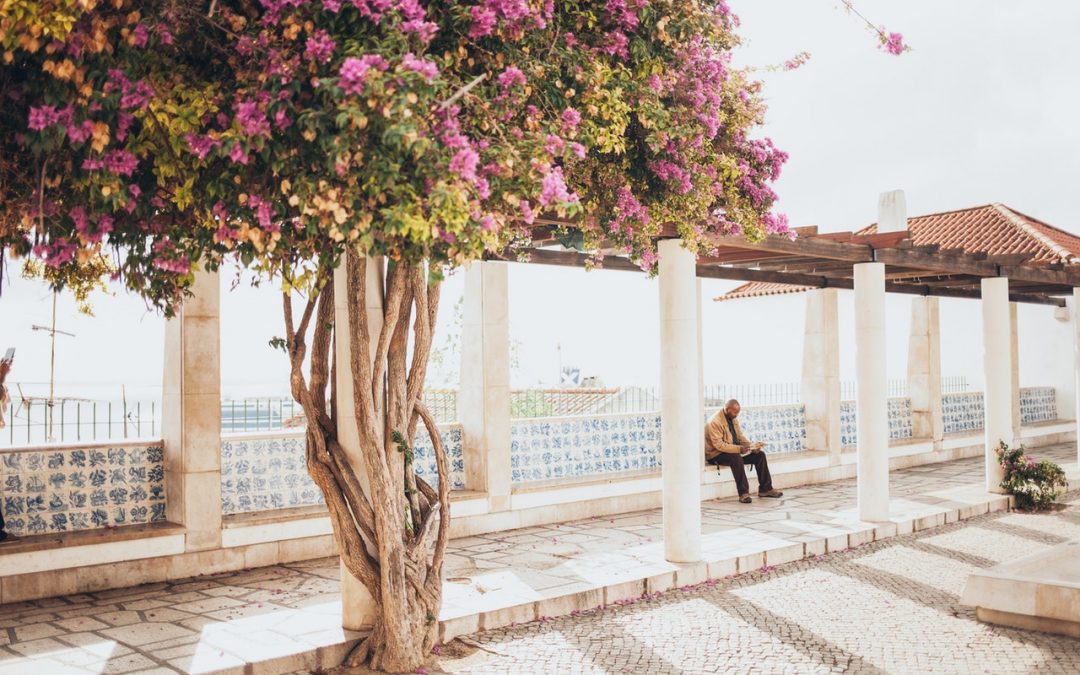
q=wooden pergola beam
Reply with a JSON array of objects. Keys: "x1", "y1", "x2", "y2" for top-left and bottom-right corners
[{"x1": 708, "y1": 234, "x2": 875, "y2": 263}]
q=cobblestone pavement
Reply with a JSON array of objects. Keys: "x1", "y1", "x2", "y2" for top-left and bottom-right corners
[
  {"x1": 430, "y1": 489, "x2": 1080, "y2": 675},
  {"x1": 0, "y1": 557, "x2": 349, "y2": 674},
  {"x1": 0, "y1": 445, "x2": 1075, "y2": 674}
]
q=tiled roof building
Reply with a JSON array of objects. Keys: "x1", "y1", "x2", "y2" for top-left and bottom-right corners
[{"x1": 716, "y1": 204, "x2": 1080, "y2": 302}]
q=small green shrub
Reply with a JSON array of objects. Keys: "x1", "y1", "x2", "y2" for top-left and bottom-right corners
[{"x1": 996, "y1": 442, "x2": 1069, "y2": 510}]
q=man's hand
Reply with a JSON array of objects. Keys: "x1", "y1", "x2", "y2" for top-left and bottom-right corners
[{"x1": 0, "y1": 359, "x2": 10, "y2": 382}]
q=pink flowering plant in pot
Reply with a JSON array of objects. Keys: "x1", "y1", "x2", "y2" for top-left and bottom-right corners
[
  {"x1": 2, "y1": 1, "x2": 796, "y2": 670},
  {"x1": 996, "y1": 441, "x2": 1068, "y2": 511}
]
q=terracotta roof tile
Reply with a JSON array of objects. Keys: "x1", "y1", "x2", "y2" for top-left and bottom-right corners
[
  {"x1": 714, "y1": 281, "x2": 811, "y2": 302},
  {"x1": 717, "y1": 203, "x2": 1080, "y2": 302},
  {"x1": 857, "y1": 203, "x2": 1080, "y2": 264}
]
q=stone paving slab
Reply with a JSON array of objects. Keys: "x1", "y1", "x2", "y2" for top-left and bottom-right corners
[
  {"x1": 0, "y1": 445, "x2": 1075, "y2": 674},
  {"x1": 422, "y1": 491, "x2": 1080, "y2": 675}
]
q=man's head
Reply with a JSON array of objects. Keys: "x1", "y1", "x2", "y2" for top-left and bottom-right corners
[{"x1": 724, "y1": 399, "x2": 741, "y2": 418}]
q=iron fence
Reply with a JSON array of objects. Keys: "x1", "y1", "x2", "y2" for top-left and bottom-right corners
[
  {"x1": 0, "y1": 376, "x2": 976, "y2": 447},
  {"x1": 704, "y1": 382, "x2": 801, "y2": 407},
  {"x1": 221, "y1": 398, "x2": 303, "y2": 433},
  {"x1": 422, "y1": 389, "x2": 458, "y2": 424},
  {"x1": 3, "y1": 399, "x2": 157, "y2": 446}
]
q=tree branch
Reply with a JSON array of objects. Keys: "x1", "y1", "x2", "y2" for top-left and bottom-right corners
[{"x1": 416, "y1": 402, "x2": 451, "y2": 597}]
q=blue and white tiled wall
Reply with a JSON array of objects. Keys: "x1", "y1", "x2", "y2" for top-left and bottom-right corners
[
  {"x1": 412, "y1": 423, "x2": 466, "y2": 491},
  {"x1": 840, "y1": 401, "x2": 857, "y2": 447},
  {"x1": 942, "y1": 392, "x2": 985, "y2": 434},
  {"x1": 2, "y1": 387, "x2": 1062, "y2": 530},
  {"x1": 509, "y1": 404, "x2": 806, "y2": 486},
  {"x1": 0, "y1": 443, "x2": 166, "y2": 536},
  {"x1": 221, "y1": 433, "x2": 324, "y2": 515},
  {"x1": 889, "y1": 398, "x2": 914, "y2": 440},
  {"x1": 1020, "y1": 387, "x2": 1056, "y2": 425},
  {"x1": 510, "y1": 413, "x2": 661, "y2": 484},
  {"x1": 717, "y1": 404, "x2": 807, "y2": 455},
  {"x1": 221, "y1": 423, "x2": 465, "y2": 515},
  {"x1": 839, "y1": 398, "x2": 914, "y2": 447}
]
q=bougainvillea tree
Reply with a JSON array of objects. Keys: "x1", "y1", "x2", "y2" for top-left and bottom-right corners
[{"x1": 2, "y1": 0, "x2": 802, "y2": 670}]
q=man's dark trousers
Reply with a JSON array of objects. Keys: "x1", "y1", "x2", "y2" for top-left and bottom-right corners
[{"x1": 711, "y1": 451, "x2": 774, "y2": 496}]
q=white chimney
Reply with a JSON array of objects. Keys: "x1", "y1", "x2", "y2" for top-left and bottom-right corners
[{"x1": 877, "y1": 189, "x2": 908, "y2": 233}]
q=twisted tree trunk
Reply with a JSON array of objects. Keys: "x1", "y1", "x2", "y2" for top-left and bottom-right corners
[{"x1": 282, "y1": 249, "x2": 447, "y2": 672}]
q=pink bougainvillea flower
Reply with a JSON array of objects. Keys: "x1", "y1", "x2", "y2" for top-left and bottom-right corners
[
  {"x1": 28, "y1": 105, "x2": 58, "y2": 131},
  {"x1": 401, "y1": 53, "x2": 438, "y2": 81},
  {"x1": 339, "y1": 55, "x2": 389, "y2": 96},
  {"x1": 469, "y1": 6, "x2": 497, "y2": 38},
  {"x1": 496, "y1": 66, "x2": 526, "y2": 92},
  {"x1": 228, "y1": 142, "x2": 249, "y2": 165},
  {"x1": 560, "y1": 107, "x2": 581, "y2": 134},
  {"x1": 448, "y1": 148, "x2": 479, "y2": 182},
  {"x1": 236, "y1": 101, "x2": 270, "y2": 137},
  {"x1": 881, "y1": 31, "x2": 905, "y2": 55},
  {"x1": 304, "y1": 30, "x2": 336, "y2": 64}
]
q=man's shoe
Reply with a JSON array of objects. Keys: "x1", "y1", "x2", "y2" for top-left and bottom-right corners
[
  {"x1": 0, "y1": 532, "x2": 18, "y2": 543},
  {"x1": 758, "y1": 489, "x2": 784, "y2": 498},
  {"x1": 738, "y1": 494, "x2": 752, "y2": 504}
]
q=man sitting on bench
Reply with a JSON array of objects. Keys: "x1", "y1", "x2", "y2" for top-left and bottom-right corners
[{"x1": 704, "y1": 399, "x2": 783, "y2": 504}]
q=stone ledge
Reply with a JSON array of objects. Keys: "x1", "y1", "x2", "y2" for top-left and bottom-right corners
[
  {"x1": 0, "y1": 532, "x2": 336, "y2": 604},
  {"x1": 0, "y1": 437, "x2": 163, "y2": 454},
  {"x1": 0, "y1": 525, "x2": 187, "y2": 580},
  {"x1": 223, "y1": 505, "x2": 329, "y2": 528},
  {"x1": 961, "y1": 539, "x2": 1080, "y2": 636},
  {"x1": 1020, "y1": 420, "x2": 1076, "y2": 437},
  {"x1": 0, "y1": 520, "x2": 185, "y2": 557}
]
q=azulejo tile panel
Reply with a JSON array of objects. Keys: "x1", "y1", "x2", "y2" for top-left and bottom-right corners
[
  {"x1": 221, "y1": 424, "x2": 465, "y2": 515},
  {"x1": 221, "y1": 433, "x2": 324, "y2": 515},
  {"x1": 719, "y1": 404, "x2": 806, "y2": 455},
  {"x1": 838, "y1": 398, "x2": 914, "y2": 446},
  {"x1": 1020, "y1": 387, "x2": 1057, "y2": 425},
  {"x1": 942, "y1": 392, "x2": 985, "y2": 435},
  {"x1": 510, "y1": 405, "x2": 807, "y2": 485},
  {"x1": 840, "y1": 401, "x2": 857, "y2": 447},
  {"x1": 411, "y1": 424, "x2": 466, "y2": 491},
  {"x1": 888, "y1": 398, "x2": 914, "y2": 441},
  {"x1": 0, "y1": 443, "x2": 165, "y2": 536},
  {"x1": 510, "y1": 413, "x2": 662, "y2": 484}
]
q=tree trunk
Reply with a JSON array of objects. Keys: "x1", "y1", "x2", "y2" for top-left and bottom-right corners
[{"x1": 282, "y1": 251, "x2": 448, "y2": 673}]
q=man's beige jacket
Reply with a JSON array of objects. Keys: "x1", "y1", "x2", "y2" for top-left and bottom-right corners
[{"x1": 704, "y1": 410, "x2": 748, "y2": 461}]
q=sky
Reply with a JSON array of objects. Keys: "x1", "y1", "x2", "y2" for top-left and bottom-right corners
[{"x1": 2, "y1": 1, "x2": 1079, "y2": 401}]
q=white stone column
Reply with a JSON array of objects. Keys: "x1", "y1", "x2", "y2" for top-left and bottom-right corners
[
  {"x1": 459, "y1": 262, "x2": 511, "y2": 511},
  {"x1": 658, "y1": 239, "x2": 702, "y2": 563},
  {"x1": 1073, "y1": 289, "x2": 1080, "y2": 466},
  {"x1": 801, "y1": 289, "x2": 842, "y2": 463},
  {"x1": 1054, "y1": 296, "x2": 1077, "y2": 424},
  {"x1": 697, "y1": 279, "x2": 705, "y2": 427},
  {"x1": 162, "y1": 267, "x2": 223, "y2": 552},
  {"x1": 334, "y1": 257, "x2": 382, "y2": 630},
  {"x1": 1009, "y1": 302, "x2": 1022, "y2": 441},
  {"x1": 907, "y1": 297, "x2": 944, "y2": 442},
  {"x1": 982, "y1": 278, "x2": 1011, "y2": 493},
  {"x1": 854, "y1": 263, "x2": 889, "y2": 521}
]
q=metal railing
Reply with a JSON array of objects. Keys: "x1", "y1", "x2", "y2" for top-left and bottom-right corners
[
  {"x1": 221, "y1": 398, "x2": 303, "y2": 433},
  {"x1": 423, "y1": 389, "x2": 458, "y2": 424},
  {"x1": 704, "y1": 383, "x2": 801, "y2": 407},
  {"x1": 839, "y1": 376, "x2": 968, "y2": 400},
  {"x1": 0, "y1": 376, "x2": 976, "y2": 447},
  {"x1": 4, "y1": 399, "x2": 157, "y2": 446}
]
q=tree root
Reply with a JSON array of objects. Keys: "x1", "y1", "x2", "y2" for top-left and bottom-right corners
[
  {"x1": 455, "y1": 636, "x2": 508, "y2": 657},
  {"x1": 346, "y1": 636, "x2": 373, "y2": 669}
]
